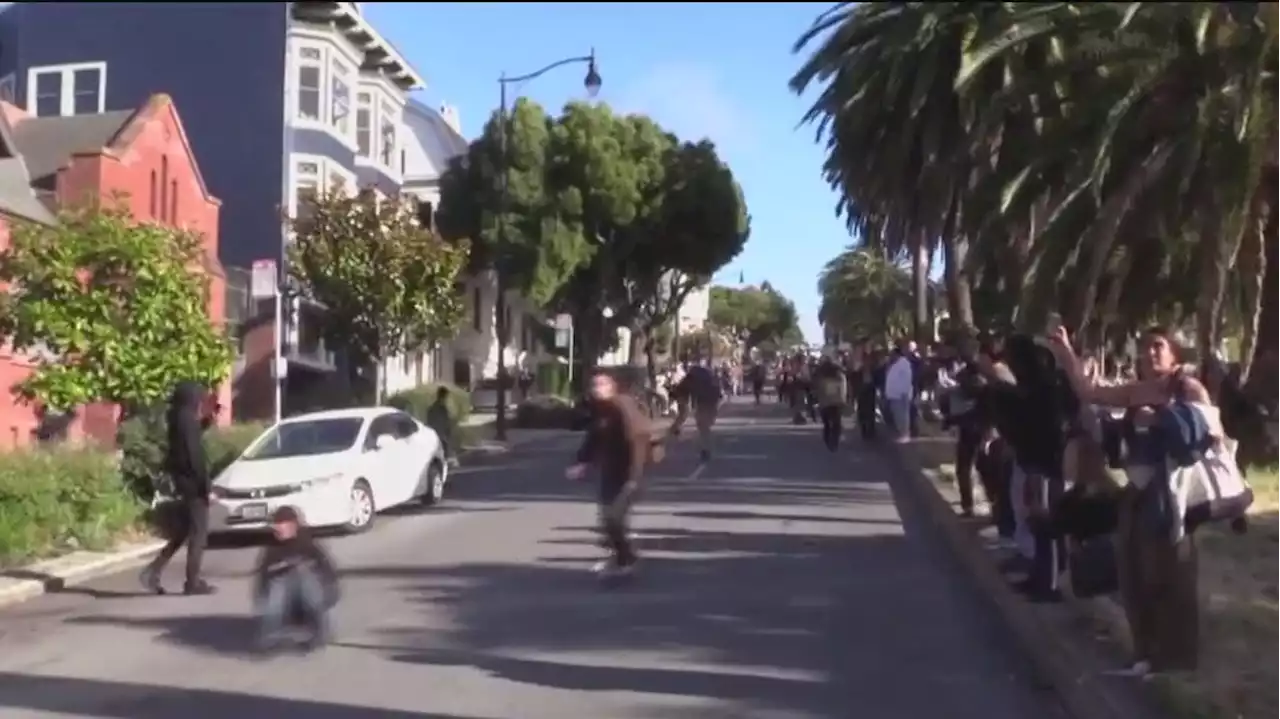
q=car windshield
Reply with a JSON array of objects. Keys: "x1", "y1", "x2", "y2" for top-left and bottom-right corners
[{"x1": 241, "y1": 417, "x2": 365, "y2": 461}]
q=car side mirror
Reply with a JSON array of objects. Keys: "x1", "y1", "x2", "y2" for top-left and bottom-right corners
[{"x1": 374, "y1": 434, "x2": 396, "y2": 451}]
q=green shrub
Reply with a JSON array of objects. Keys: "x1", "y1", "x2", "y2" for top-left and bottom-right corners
[
  {"x1": 206, "y1": 422, "x2": 267, "y2": 477},
  {"x1": 514, "y1": 394, "x2": 578, "y2": 430},
  {"x1": 387, "y1": 383, "x2": 472, "y2": 425},
  {"x1": 0, "y1": 448, "x2": 143, "y2": 567},
  {"x1": 535, "y1": 362, "x2": 570, "y2": 397}
]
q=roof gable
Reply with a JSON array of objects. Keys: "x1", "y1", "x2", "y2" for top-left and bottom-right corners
[
  {"x1": 105, "y1": 94, "x2": 216, "y2": 205},
  {"x1": 9, "y1": 110, "x2": 133, "y2": 189}
]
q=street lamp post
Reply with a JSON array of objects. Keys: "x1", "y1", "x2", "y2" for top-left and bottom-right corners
[{"x1": 493, "y1": 51, "x2": 602, "y2": 441}]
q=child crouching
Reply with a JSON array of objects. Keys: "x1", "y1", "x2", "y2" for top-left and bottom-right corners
[{"x1": 252, "y1": 506, "x2": 339, "y2": 652}]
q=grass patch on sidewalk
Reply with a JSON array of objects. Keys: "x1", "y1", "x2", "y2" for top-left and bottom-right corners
[
  {"x1": 906, "y1": 422, "x2": 1278, "y2": 719},
  {"x1": 1159, "y1": 464, "x2": 1277, "y2": 719}
]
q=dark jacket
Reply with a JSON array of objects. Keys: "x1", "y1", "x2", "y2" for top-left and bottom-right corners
[
  {"x1": 252, "y1": 530, "x2": 339, "y2": 606},
  {"x1": 165, "y1": 381, "x2": 211, "y2": 498},
  {"x1": 576, "y1": 395, "x2": 652, "y2": 485},
  {"x1": 673, "y1": 366, "x2": 722, "y2": 407}
]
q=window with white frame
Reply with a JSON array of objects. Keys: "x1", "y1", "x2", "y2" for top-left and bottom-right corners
[
  {"x1": 355, "y1": 93, "x2": 372, "y2": 158},
  {"x1": 294, "y1": 160, "x2": 321, "y2": 223},
  {"x1": 379, "y1": 101, "x2": 397, "y2": 167},
  {"x1": 330, "y1": 58, "x2": 352, "y2": 136},
  {"x1": 296, "y1": 47, "x2": 323, "y2": 121},
  {"x1": 28, "y1": 62, "x2": 106, "y2": 117},
  {"x1": 0, "y1": 74, "x2": 14, "y2": 104}
]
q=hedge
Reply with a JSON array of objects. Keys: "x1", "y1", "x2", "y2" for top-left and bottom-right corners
[
  {"x1": 0, "y1": 447, "x2": 142, "y2": 567},
  {"x1": 0, "y1": 420, "x2": 268, "y2": 568},
  {"x1": 514, "y1": 394, "x2": 579, "y2": 430},
  {"x1": 386, "y1": 383, "x2": 472, "y2": 425}
]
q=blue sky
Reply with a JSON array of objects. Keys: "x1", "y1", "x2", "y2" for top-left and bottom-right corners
[{"x1": 367, "y1": 1, "x2": 846, "y2": 342}]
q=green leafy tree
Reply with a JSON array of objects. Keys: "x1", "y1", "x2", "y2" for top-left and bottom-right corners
[
  {"x1": 818, "y1": 246, "x2": 929, "y2": 344},
  {"x1": 707, "y1": 282, "x2": 801, "y2": 357},
  {"x1": 626, "y1": 140, "x2": 750, "y2": 374},
  {"x1": 0, "y1": 206, "x2": 232, "y2": 411},
  {"x1": 289, "y1": 191, "x2": 468, "y2": 402},
  {"x1": 437, "y1": 97, "x2": 592, "y2": 305}
]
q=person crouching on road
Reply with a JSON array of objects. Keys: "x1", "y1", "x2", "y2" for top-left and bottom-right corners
[
  {"x1": 812, "y1": 355, "x2": 848, "y2": 451},
  {"x1": 253, "y1": 506, "x2": 339, "y2": 652},
  {"x1": 567, "y1": 371, "x2": 658, "y2": 578}
]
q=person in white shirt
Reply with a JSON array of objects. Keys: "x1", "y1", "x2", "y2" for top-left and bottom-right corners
[{"x1": 884, "y1": 342, "x2": 915, "y2": 443}]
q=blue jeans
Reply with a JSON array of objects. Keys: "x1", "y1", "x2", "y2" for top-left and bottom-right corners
[
  {"x1": 258, "y1": 567, "x2": 329, "y2": 640},
  {"x1": 887, "y1": 398, "x2": 912, "y2": 438}
]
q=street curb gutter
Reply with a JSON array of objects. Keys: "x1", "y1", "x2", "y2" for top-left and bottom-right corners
[
  {"x1": 0, "y1": 540, "x2": 166, "y2": 611},
  {"x1": 885, "y1": 443, "x2": 1138, "y2": 719}
]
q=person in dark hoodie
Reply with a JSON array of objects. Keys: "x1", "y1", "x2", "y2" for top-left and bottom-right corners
[
  {"x1": 140, "y1": 381, "x2": 219, "y2": 596},
  {"x1": 567, "y1": 370, "x2": 657, "y2": 579},
  {"x1": 253, "y1": 505, "x2": 339, "y2": 651}
]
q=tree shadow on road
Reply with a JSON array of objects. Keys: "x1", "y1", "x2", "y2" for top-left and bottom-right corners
[{"x1": 0, "y1": 671, "x2": 484, "y2": 718}]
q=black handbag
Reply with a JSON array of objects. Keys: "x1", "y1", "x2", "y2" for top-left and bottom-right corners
[{"x1": 1068, "y1": 535, "x2": 1119, "y2": 598}]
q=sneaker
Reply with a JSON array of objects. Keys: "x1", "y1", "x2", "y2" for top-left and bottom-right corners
[
  {"x1": 139, "y1": 567, "x2": 166, "y2": 596},
  {"x1": 183, "y1": 580, "x2": 217, "y2": 596},
  {"x1": 592, "y1": 559, "x2": 616, "y2": 574}
]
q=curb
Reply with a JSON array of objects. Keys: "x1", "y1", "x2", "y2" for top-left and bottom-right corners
[
  {"x1": 885, "y1": 441, "x2": 1150, "y2": 719},
  {"x1": 0, "y1": 540, "x2": 166, "y2": 611}
]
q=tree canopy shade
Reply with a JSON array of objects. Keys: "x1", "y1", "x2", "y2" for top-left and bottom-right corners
[
  {"x1": 0, "y1": 206, "x2": 232, "y2": 411},
  {"x1": 793, "y1": 1, "x2": 1277, "y2": 466}
]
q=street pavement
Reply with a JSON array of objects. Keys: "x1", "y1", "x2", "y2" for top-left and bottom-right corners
[{"x1": 0, "y1": 398, "x2": 1065, "y2": 719}]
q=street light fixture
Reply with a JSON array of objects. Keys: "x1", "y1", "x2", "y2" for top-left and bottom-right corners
[{"x1": 493, "y1": 50, "x2": 602, "y2": 441}]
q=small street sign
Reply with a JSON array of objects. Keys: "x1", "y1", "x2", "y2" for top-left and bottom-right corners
[{"x1": 251, "y1": 260, "x2": 278, "y2": 300}]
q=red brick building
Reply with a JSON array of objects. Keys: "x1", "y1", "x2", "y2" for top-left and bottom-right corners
[{"x1": 0, "y1": 94, "x2": 228, "y2": 449}]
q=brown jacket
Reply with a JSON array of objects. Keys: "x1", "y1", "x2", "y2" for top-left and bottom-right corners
[{"x1": 576, "y1": 394, "x2": 653, "y2": 483}]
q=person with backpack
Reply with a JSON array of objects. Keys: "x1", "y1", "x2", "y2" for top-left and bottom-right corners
[
  {"x1": 567, "y1": 370, "x2": 659, "y2": 579},
  {"x1": 812, "y1": 355, "x2": 849, "y2": 451},
  {"x1": 669, "y1": 360, "x2": 723, "y2": 463}
]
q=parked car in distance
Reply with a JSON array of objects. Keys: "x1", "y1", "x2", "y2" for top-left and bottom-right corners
[{"x1": 208, "y1": 407, "x2": 448, "y2": 535}]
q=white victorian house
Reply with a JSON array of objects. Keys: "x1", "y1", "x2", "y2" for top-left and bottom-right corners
[{"x1": 381, "y1": 99, "x2": 544, "y2": 395}]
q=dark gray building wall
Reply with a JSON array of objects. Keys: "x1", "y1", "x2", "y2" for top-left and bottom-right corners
[{"x1": 0, "y1": 2, "x2": 288, "y2": 271}]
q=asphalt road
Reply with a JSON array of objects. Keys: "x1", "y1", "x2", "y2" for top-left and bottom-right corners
[{"x1": 0, "y1": 399, "x2": 1064, "y2": 719}]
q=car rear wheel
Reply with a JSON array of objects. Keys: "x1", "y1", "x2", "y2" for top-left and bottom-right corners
[
  {"x1": 420, "y1": 460, "x2": 446, "y2": 506},
  {"x1": 344, "y1": 480, "x2": 376, "y2": 533}
]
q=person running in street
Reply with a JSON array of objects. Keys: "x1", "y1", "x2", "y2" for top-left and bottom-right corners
[
  {"x1": 669, "y1": 360, "x2": 723, "y2": 463},
  {"x1": 425, "y1": 386, "x2": 458, "y2": 467},
  {"x1": 812, "y1": 354, "x2": 848, "y2": 451},
  {"x1": 566, "y1": 370, "x2": 656, "y2": 578},
  {"x1": 140, "y1": 381, "x2": 220, "y2": 596}
]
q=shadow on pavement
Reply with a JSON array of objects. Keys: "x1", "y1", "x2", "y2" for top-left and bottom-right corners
[
  {"x1": 0, "y1": 672, "x2": 484, "y2": 718},
  {"x1": 66, "y1": 612, "x2": 260, "y2": 657}
]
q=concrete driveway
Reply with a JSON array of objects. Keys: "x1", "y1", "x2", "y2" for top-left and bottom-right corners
[{"x1": 0, "y1": 400, "x2": 1064, "y2": 719}]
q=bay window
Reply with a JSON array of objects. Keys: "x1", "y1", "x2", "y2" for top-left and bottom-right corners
[
  {"x1": 331, "y1": 58, "x2": 352, "y2": 136},
  {"x1": 356, "y1": 92, "x2": 372, "y2": 158},
  {"x1": 379, "y1": 101, "x2": 396, "y2": 167},
  {"x1": 296, "y1": 47, "x2": 322, "y2": 121}
]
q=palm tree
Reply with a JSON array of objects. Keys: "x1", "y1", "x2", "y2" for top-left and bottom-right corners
[{"x1": 818, "y1": 245, "x2": 926, "y2": 343}]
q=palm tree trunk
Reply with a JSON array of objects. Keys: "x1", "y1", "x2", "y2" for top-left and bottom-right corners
[{"x1": 913, "y1": 231, "x2": 930, "y2": 344}]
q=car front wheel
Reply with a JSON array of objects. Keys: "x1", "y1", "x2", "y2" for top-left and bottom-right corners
[
  {"x1": 420, "y1": 460, "x2": 446, "y2": 506},
  {"x1": 344, "y1": 480, "x2": 376, "y2": 533}
]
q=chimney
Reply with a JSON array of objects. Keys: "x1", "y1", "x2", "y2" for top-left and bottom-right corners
[{"x1": 439, "y1": 104, "x2": 461, "y2": 135}]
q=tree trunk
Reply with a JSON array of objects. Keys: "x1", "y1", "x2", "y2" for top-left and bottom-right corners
[
  {"x1": 912, "y1": 232, "x2": 930, "y2": 344},
  {"x1": 942, "y1": 234, "x2": 974, "y2": 332},
  {"x1": 644, "y1": 334, "x2": 658, "y2": 387}
]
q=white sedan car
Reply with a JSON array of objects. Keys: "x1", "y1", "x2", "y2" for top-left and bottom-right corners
[{"x1": 209, "y1": 407, "x2": 449, "y2": 535}]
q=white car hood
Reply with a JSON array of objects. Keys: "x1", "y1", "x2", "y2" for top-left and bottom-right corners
[{"x1": 216, "y1": 454, "x2": 351, "y2": 490}]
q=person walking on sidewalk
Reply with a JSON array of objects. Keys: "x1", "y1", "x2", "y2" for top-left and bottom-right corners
[
  {"x1": 566, "y1": 370, "x2": 657, "y2": 578},
  {"x1": 141, "y1": 381, "x2": 220, "y2": 596},
  {"x1": 812, "y1": 354, "x2": 848, "y2": 451},
  {"x1": 669, "y1": 360, "x2": 722, "y2": 463},
  {"x1": 884, "y1": 342, "x2": 915, "y2": 443}
]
